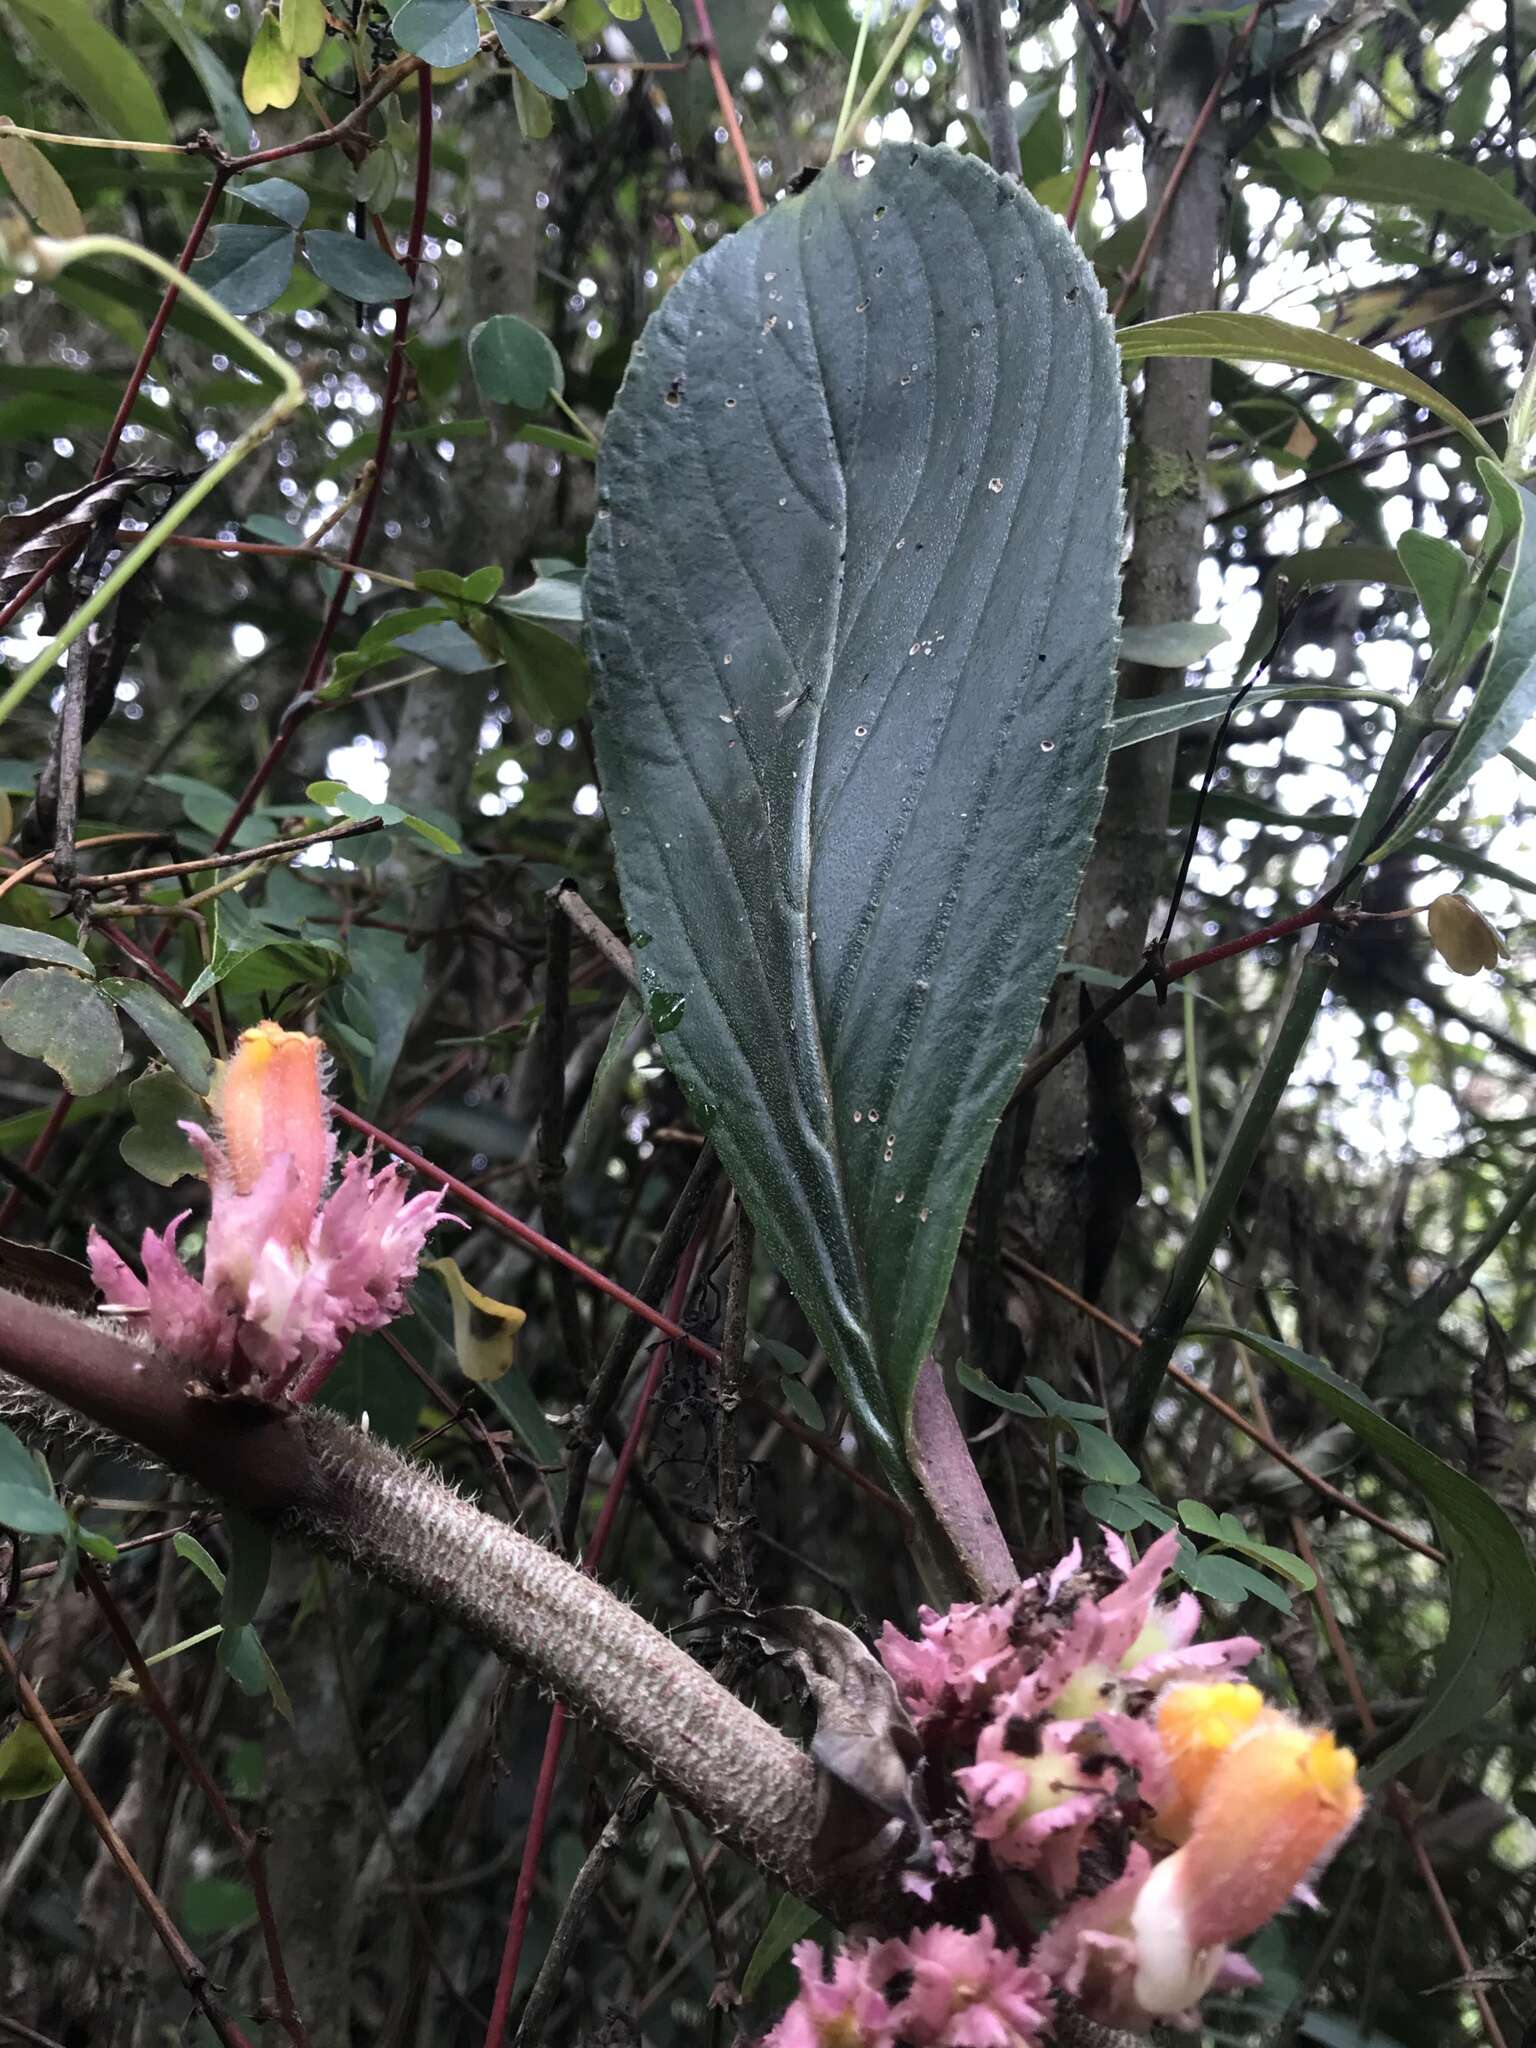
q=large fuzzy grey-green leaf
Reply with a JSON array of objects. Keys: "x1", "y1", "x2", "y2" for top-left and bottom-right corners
[{"x1": 586, "y1": 146, "x2": 1122, "y2": 1480}]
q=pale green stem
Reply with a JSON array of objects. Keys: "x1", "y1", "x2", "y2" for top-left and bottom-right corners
[
  {"x1": 137, "y1": 1623, "x2": 223, "y2": 1672},
  {"x1": 106, "y1": 859, "x2": 266, "y2": 917},
  {"x1": 829, "y1": 5, "x2": 875, "y2": 158},
  {"x1": 0, "y1": 234, "x2": 306, "y2": 732},
  {"x1": 844, "y1": 0, "x2": 928, "y2": 139},
  {"x1": 550, "y1": 386, "x2": 600, "y2": 448},
  {"x1": 0, "y1": 124, "x2": 188, "y2": 155}
]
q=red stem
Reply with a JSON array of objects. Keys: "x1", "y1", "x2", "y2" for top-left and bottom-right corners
[
  {"x1": 1064, "y1": 0, "x2": 1138, "y2": 233},
  {"x1": 1110, "y1": 3, "x2": 1264, "y2": 320},
  {"x1": 99, "y1": 171, "x2": 232, "y2": 472},
  {"x1": 1163, "y1": 899, "x2": 1331, "y2": 980},
  {"x1": 334, "y1": 1104, "x2": 720, "y2": 1365},
  {"x1": 481, "y1": 1242, "x2": 704, "y2": 2048},
  {"x1": 0, "y1": 1090, "x2": 69, "y2": 1232},
  {"x1": 690, "y1": 0, "x2": 765, "y2": 216},
  {"x1": 214, "y1": 61, "x2": 435, "y2": 851},
  {"x1": 221, "y1": 56, "x2": 418, "y2": 174}
]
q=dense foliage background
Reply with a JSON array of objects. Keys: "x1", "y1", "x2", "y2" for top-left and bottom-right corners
[{"x1": 0, "y1": 2, "x2": 1534, "y2": 2045}]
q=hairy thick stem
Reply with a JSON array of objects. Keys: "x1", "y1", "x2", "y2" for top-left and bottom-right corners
[
  {"x1": 0, "y1": 1293, "x2": 857, "y2": 1916},
  {"x1": 0, "y1": 1301, "x2": 1159, "y2": 2048}
]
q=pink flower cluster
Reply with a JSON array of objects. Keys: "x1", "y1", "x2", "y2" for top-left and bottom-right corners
[
  {"x1": 762, "y1": 1532, "x2": 1364, "y2": 2044},
  {"x1": 766, "y1": 1920, "x2": 1049, "y2": 2048},
  {"x1": 89, "y1": 1021, "x2": 451, "y2": 1403}
]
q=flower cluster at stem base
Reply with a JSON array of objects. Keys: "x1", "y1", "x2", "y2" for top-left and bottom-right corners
[{"x1": 761, "y1": 1531, "x2": 1363, "y2": 2044}]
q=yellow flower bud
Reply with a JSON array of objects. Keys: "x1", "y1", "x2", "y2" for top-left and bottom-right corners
[{"x1": 1427, "y1": 893, "x2": 1508, "y2": 976}]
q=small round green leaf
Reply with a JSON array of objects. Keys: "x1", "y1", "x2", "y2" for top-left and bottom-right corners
[
  {"x1": 119, "y1": 1069, "x2": 206, "y2": 1187},
  {"x1": 1176, "y1": 1497, "x2": 1225, "y2": 1539},
  {"x1": 0, "y1": 1420, "x2": 69, "y2": 1537},
  {"x1": 0, "y1": 927, "x2": 93, "y2": 973},
  {"x1": 0, "y1": 1721, "x2": 64, "y2": 1801},
  {"x1": 489, "y1": 10, "x2": 588, "y2": 94},
  {"x1": 100, "y1": 979, "x2": 214, "y2": 1093},
  {"x1": 956, "y1": 1360, "x2": 1046, "y2": 1418},
  {"x1": 1176, "y1": 1549, "x2": 1258, "y2": 1605},
  {"x1": 302, "y1": 228, "x2": 412, "y2": 304},
  {"x1": 469, "y1": 314, "x2": 564, "y2": 408},
  {"x1": 0, "y1": 968, "x2": 122, "y2": 1097},
  {"x1": 392, "y1": 0, "x2": 481, "y2": 65},
  {"x1": 192, "y1": 223, "x2": 298, "y2": 316},
  {"x1": 1065, "y1": 1420, "x2": 1141, "y2": 1485},
  {"x1": 229, "y1": 175, "x2": 310, "y2": 228}
]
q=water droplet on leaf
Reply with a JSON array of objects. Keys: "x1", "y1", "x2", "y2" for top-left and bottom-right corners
[{"x1": 648, "y1": 990, "x2": 687, "y2": 1034}]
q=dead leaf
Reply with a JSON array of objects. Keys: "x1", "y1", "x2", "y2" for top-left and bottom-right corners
[
  {"x1": 744, "y1": 1605, "x2": 927, "y2": 1866},
  {"x1": 0, "y1": 466, "x2": 179, "y2": 612}
]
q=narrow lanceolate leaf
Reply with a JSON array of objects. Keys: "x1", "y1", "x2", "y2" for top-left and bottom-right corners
[
  {"x1": 1310, "y1": 142, "x2": 1536, "y2": 241},
  {"x1": 587, "y1": 146, "x2": 1123, "y2": 1494},
  {"x1": 6, "y1": 0, "x2": 173, "y2": 143},
  {"x1": 1118, "y1": 312, "x2": 1497, "y2": 460},
  {"x1": 1373, "y1": 484, "x2": 1536, "y2": 859},
  {"x1": 1201, "y1": 1327, "x2": 1536, "y2": 1783}
]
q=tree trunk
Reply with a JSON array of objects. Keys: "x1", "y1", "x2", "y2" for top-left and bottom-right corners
[{"x1": 1011, "y1": 0, "x2": 1232, "y2": 1389}]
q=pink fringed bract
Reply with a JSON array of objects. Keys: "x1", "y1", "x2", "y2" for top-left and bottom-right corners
[{"x1": 88, "y1": 1020, "x2": 452, "y2": 1402}]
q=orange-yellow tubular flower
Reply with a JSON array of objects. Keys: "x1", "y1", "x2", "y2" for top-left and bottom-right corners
[
  {"x1": 1130, "y1": 1713, "x2": 1364, "y2": 2017},
  {"x1": 1152, "y1": 1680, "x2": 1265, "y2": 1843},
  {"x1": 214, "y1": 1021, "x2": 331, "y2": 1237}
]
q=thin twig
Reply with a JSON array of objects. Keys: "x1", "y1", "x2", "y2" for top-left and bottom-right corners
[
  {"x1": 536, "y1": 887, "x2": 592, "y2": 1379},
  {"x1": 48, "y1": 605, "x2": 92, "y2": 893},
  {"x1": 1111, "y1": 3, "x2": 1266, "y2": 319},
  {"x1": 212, "y1": 62, "x2": 434, "y2": 850},
  {"x1": 715, "y1": 1209, "x2": 755, "y2": 1610},
  {"x1": 513, "y1": 1777, "x2": 657, "y2": 2047},
  {"x1": 212, "y1": 56, "x2": 420, "y2": 174},
  {"x1": 985, "y1": 1240, "x2": 1446, "y2": 1564},
  {"x1": 1065, "y1": 0, "x2": 1140, "y2": 231},
  {"x1": 73, "y1": 815, "x2": 383, "y2": 891},
  {"x1": 668, "y1": 1801, "x2": 735, "y2": 1991},
  {"x1": 0, "y1": 1631, "x2": 256, "y2": 2048},
  {"x1": 554, "y1": 883, "x2": 637, "y2": 987},
  {"x1": 957, "y1": 0, "x2": 1022, "y2": 178},
  {"x1": 75, "y1": 1556, "x2": 311, "y2": 2048},
  {"x1": 485, "y1": 1229, "x2": 712, "y2": 2048},
  {"x1": 561, "y1": 1145, "x2": 721, "y2": 1552}
]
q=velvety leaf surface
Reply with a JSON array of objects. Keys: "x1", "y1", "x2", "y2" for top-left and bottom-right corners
[{"x1": 586, "y1": 145, "x2": 1122, "y2": 1481}]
